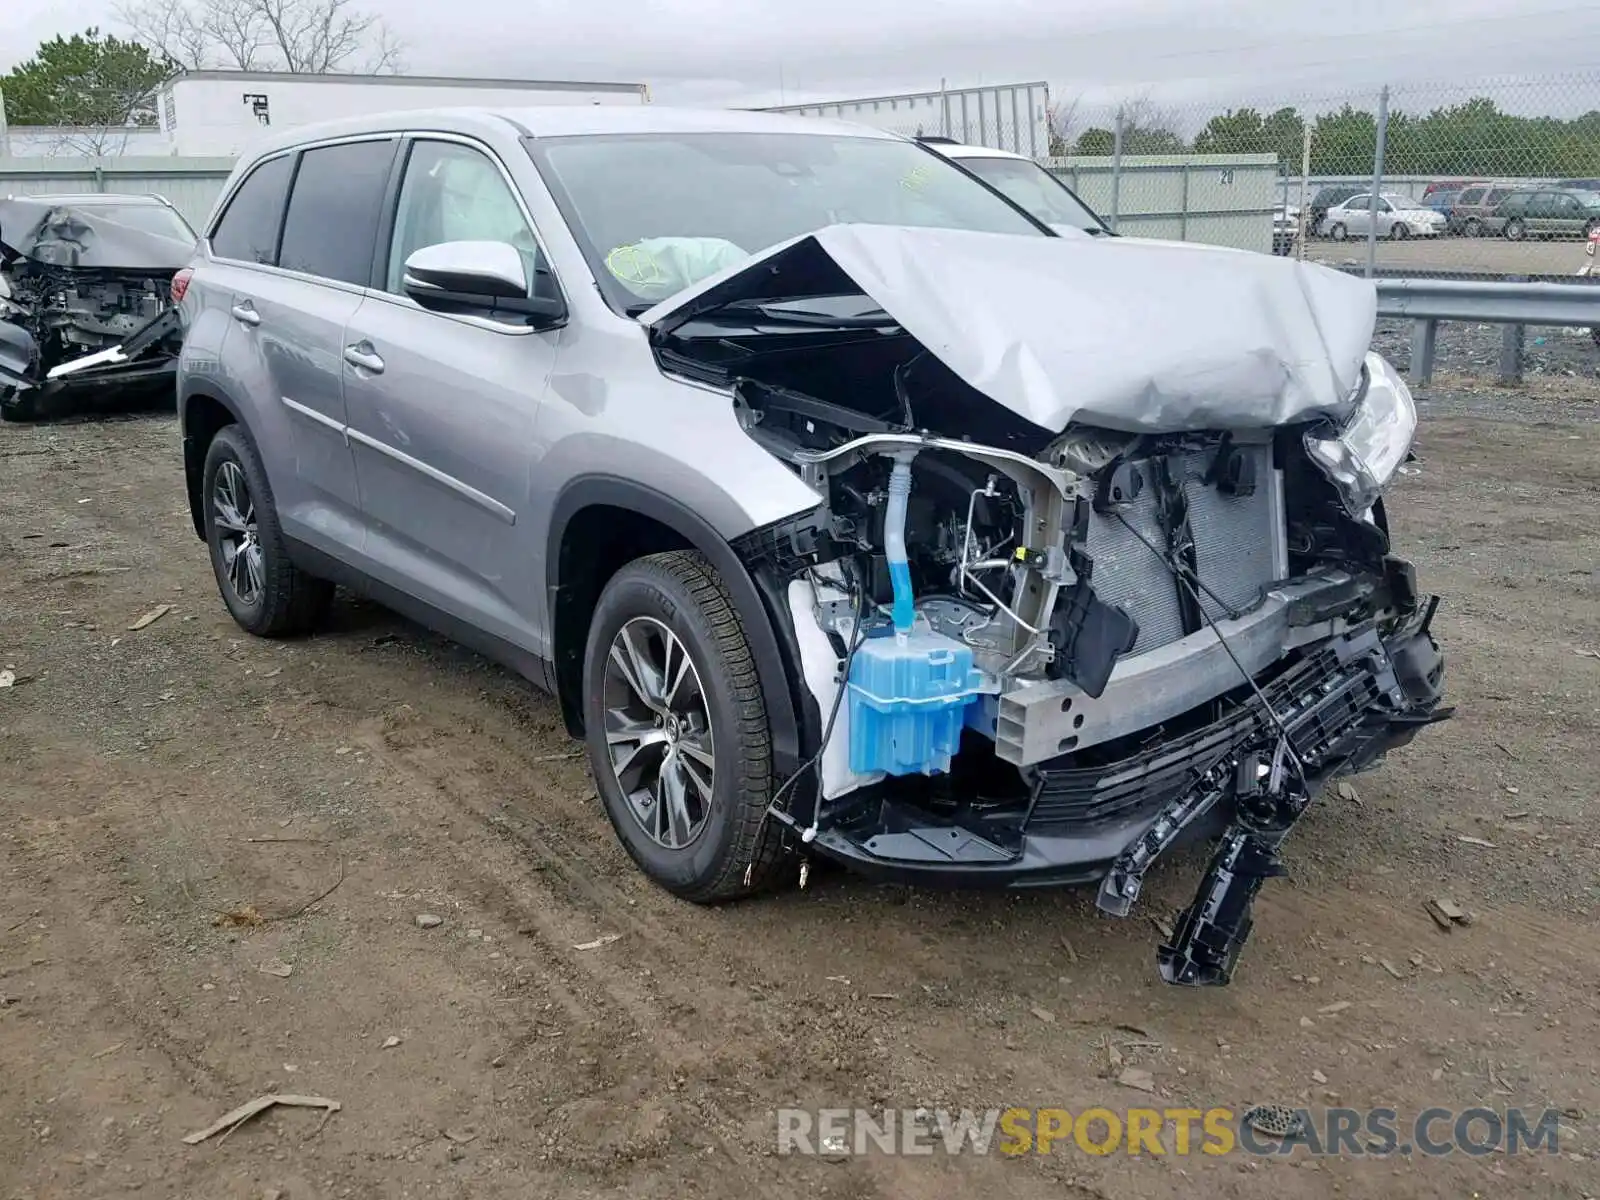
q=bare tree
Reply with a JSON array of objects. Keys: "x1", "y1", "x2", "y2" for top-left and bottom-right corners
[
  {"x1": 1118, "y1": 94, "x2": 1188, "y2": 155},
  {"x1": 1045, "y1": 95, "x2": 1081, "y2": 157},
  {"x1": 115, "y1": 0, "x2": 403, "y2": 74},
  {"x1": 43, "y1": 127, "x2": 137, "y2": 157}
]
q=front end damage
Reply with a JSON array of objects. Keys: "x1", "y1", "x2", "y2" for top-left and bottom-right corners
[
  {"x1": 0, "y1": 197, "x2": 190, "y2": 421},
  {"x1": 644, "y1": 224, "x2": 1451, "y2": 985}
]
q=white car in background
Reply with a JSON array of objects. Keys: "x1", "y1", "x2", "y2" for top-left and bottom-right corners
[
  {"x1": 1319, "y1": 193, "x2": 1446, "y2": 241},
  {"x1": 919, "y1": 138, "x2": 1111, "y2": 237}
]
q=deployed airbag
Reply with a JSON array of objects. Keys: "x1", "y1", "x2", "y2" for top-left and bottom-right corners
[{"x1": 644, "y1": 224, "x2": 1378, "y2": 434}]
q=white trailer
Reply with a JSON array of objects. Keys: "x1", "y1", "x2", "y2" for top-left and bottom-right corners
[
  {"x1": 760, "y1": 82, "x2": 1051, "y2": 159},
  {"x1": 154, "y1": 71, "x2": 650, "y2": 158}
]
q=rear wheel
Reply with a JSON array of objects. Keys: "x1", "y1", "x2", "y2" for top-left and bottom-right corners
[
  {"x1": 202, "y1": 425, "x2": 332, "y2": 637},
  {"x1": 0, "y1": 388, "x2": 40, "y2": 422},
  {"x1": 582, "y1": 550, "x2": 784, "y2": 902},
  {"x1": 1329, "y1": 222, "x2": 1348, "y2": 242}
]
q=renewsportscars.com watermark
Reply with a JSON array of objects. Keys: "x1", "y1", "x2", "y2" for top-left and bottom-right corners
[{"x1": 777, "y1": 1106, "x2": 1568, "y2": 1158}]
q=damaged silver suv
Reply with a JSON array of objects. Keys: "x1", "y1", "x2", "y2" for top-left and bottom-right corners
[{"x1": 176, "y1": 107, "x2": 1450, "y2": 985}]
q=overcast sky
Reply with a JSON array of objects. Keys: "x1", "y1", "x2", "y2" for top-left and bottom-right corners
[{"x1": 6, "y1": 0, "x2": 1600, "y2": 114}]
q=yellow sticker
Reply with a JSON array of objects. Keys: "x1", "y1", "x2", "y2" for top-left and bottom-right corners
[{"x1": 605, "y1": 243, "x2": 666, "y2": 287}]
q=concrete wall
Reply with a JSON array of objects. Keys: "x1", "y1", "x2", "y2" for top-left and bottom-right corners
[
  {"x1": 0, "y1": 158, "x2": 235, "y2": 229},
  {"x1": 1046, "y1": 153, "x2": 1281, "y2": 253}
]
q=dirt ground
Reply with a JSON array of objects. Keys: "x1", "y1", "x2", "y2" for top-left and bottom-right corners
[{"x1": 2, "y1": 379, "x2": 1599, "y2": 1200}]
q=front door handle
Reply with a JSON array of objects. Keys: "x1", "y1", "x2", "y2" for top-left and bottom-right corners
[
  {"x1": 343, "y1": 343, "x2": 385, "y2": 374},
  {"x1": 230, "y1": 301, "x2": 260, "y2": 327}
]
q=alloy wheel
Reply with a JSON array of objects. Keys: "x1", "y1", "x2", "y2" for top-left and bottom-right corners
[
  {"x1": 601, "y1": 616, "x2": 716, "y2": 850},
  {"x1": 213, "y1": 460, "x2": 264, "y2": 605}
]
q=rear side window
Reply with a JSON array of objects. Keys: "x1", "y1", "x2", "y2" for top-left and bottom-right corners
[
  {"x1": 210, "y1": 153, "x2": 294, "y2": 264},
  {"x1": 277, "y1": 139, "x2": 397, "y2": 285}
]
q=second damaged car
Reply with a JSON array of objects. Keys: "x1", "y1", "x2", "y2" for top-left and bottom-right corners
[
  {"x1": 0, "y1": 194, "x2": 193, "y2": 421},
  {"x1": 176, "y1": 108, "x2": 1450, "y2": 986}
]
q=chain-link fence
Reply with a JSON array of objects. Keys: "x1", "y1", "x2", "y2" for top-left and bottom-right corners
[
  {"x1": 1045, "y1": 72, "x2": 1600, "y2": 277},
  {"x1": 766, "y1": 71, "x2": 1600, "y2": 277}
]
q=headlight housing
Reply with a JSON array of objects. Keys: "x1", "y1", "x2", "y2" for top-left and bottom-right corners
[{"x1": 1304, "y1": 352, "x2": 1417, "y2": 516}]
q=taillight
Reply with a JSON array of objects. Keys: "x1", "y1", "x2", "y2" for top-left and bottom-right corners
[{"x1": 171, "y1": 268, "x2": 193, "y2": 304}]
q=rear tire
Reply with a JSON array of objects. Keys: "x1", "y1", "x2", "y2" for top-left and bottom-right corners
[
  {"x1": 582, "y1": 550, "x2": 784, "y2": 902},
  {"x1": 1329, "y1": 222, "x2": 1348, "y2": 242},
  {"x1": 0, "y1": 388, "x2": 39, "y2": 422},
  {"x1": 201, "y1": 424, "x2": 332, "y2": 637}
]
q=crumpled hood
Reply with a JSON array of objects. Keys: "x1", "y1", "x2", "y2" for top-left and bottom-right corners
[
  {"x1": 643, "y1": 224, "x2": 1377, "y2": 434},
  {"x1": 0, "y1": 197, "x2": 194, "y2": 272}
]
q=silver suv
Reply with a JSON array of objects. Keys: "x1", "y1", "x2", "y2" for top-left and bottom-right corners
[{"x1": 176, "y1": 107, "x2": 1450, "y2": 986}]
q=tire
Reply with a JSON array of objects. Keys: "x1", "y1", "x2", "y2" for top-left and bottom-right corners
[
  {"x1": 582, "y1": 550, "x2": 783, "y2": 902},
  {"x1": 1585, "y1": 220, "x2": 1599, "y2": 241},
  {"x1": 201, "y1": 424, "x2": 332, "y2": 637},
  {"x1": 1463, "y1": 217, "x2": 1481, "y2": 238},
  {"x1": 1329, "y1": 222, "x2": 1348, "y2": 242},
  {"x1": 1390, "y1": 222, "x2": 1409, "y2": 241},
  {"x1": 1504, "y1": 218, "x2": 1526, "y2": 241},
  {"x1": 0, "y1": 388, "x2": 40, "y2": 422}
]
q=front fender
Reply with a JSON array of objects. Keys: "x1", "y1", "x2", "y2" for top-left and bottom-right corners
[{"x1": 546, "y1": 474, "x2": 814, "y2": 780}]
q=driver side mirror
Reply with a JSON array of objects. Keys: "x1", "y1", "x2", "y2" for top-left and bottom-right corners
[{"x1": 402, "y1": 240, "x2": 566, "y2": 328}]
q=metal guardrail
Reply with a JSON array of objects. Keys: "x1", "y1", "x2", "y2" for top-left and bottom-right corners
[{"x1": 1373, "y1": 277, "x2": 1600, "y2": 385}]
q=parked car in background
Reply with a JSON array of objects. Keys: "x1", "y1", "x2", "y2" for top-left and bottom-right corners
[
  {"x1": 1425, "y1": 189, "x2": 1460, "y2": 218},
  {"x1": 172, "y1": 105, "x2": 1447, "y2": 988},
  {"x1": 1272, "y1": 204, "x2": 1300, "y2": 255},
  {"x1": 1421, "y1": 179, "x2": 1473, "y2": 198},
  {"x1": 1557, "y1": 178, "x2": 1600, "y2": 193},
  {"x1": 1490, "y1": 187, "x2": 1600, "y2": 241},
  {"x1": 1308, "y1": 184, "x2": 1363, "y2": 232},
  {"x1": 918, "y1": 138, "x2": 1111, "y2": 237},
  {"x1": 1449, "y1": 182, "x2": 1516, "y2": 236},
  {"x1": 1319, "y1": 193, "x2": 1446, "y2": 241}
]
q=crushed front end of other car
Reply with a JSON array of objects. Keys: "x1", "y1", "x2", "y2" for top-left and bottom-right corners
[
  {"x1": 0, "y1": 196, "x2": 191, "y2": 422},
  {"x1": 642, "y1": 224, "x2": 1452, "y2": 986}
]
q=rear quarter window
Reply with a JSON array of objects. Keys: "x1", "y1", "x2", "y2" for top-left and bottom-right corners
[
  {"x1": 209, "y1": 153, "x2": 294, "y2": 265},
  {"x1": 276, "y1": 138, "x2": 398, "y2": 286}
]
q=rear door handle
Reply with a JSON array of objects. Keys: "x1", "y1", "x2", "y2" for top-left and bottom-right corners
[
  {"x1": 230, "y1": 301, "x2": 260, "y2": 327},
  {"x1": 343, "y1": 343, "x2": 385, "y2": 375}
]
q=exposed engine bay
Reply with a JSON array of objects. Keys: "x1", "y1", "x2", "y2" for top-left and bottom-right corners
[
  {"x1": 0, "y1": 196, "x2": 190, "y2": 421},
  {"x1": 645, "y1": 224, "x2": 1453, "y2": 986}
]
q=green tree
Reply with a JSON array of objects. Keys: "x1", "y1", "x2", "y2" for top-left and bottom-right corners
[
  {"x1": 2, "y1": 28, "x2": 172, "y2": 129},
  {"x1": 1194, "y1": 106, "x2": 1306, "y2": 168},
  {"x1": 1074, "y1": 127, "x2": 1115, "y2": 156}
]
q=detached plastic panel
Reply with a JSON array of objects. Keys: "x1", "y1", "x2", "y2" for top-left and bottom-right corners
[{"x1": 847, "y1": 628, "x2": 983, "y2": 776}]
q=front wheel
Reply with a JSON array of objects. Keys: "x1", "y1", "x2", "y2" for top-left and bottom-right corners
[
  {"x1": 1504, "y1": 218, "x2": 1526, "y2": 241},
  {"x1": 1390, "y1": 222, "x2": 1410, "y2": 240},
  {"x1": 582, "y1": 550, "x2": 784, "y2": 902},
  {"x1": 1463, "y1": 217, "x2": 1482, "y2": 237},
  {"x1": 202, "y1": 425, "x2": 332, "y2": 637}
]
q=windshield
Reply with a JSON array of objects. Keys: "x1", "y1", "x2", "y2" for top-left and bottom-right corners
[
  {"x1": 950, "y1": 155, "x2": 1105, "y2": 232},
  {"x1": 93, "y1": 203, "x2": 196, "y2": 242},
  {"x1": 527, "y1": 132, "x2": 1045, "y2": 311}
]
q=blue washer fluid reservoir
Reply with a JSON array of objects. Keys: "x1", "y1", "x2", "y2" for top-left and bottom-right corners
[{"x1": 847, "y1": 626, "x2": 984, "y2": 777}]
